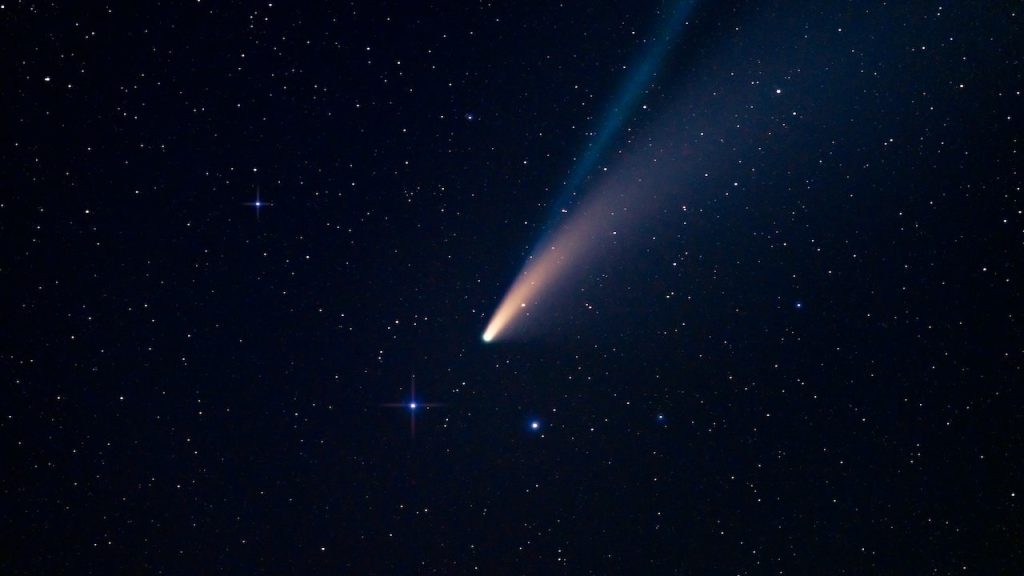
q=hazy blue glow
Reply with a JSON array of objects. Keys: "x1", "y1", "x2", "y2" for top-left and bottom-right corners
[{"x1": 545, "y1": 0, "x2": 699, "y2": 225}]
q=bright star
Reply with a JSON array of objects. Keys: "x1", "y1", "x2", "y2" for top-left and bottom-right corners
[
  {"x1": 244, "y1": 186, "x2": 272, "y2": 219},
  {"x1": 530, "y1": 421, "x2": 540, "y2": 430},
  {"x1": 381, "y1": 375, "x2": 442, "y2": 438}
]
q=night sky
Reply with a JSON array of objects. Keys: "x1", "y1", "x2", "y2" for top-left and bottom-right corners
[{"x1": 3, "y1": 1, "x2": 1023, "y2": 574}]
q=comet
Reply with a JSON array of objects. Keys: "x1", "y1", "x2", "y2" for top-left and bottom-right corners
[{"x1": 483, "y1": 0, "x2": 699, "y2": 343}]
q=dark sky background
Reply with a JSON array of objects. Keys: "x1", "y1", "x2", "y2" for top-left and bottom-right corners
[{"x1": 3, "y1": 1, "x2": 1022, "y2": 574}]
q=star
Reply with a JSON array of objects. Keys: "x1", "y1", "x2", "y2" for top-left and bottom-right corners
[
  {"x1": 530, "y1": 420, "x2": 540, "y2": 430},
  {"x1": 244, "y1": 186, "x2": 272, "y2": 220},
  {"x1": 382, "y1": 375, "x2": 442, "y2": 438}
]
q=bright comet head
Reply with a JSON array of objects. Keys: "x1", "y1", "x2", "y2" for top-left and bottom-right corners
[{"x1": 481, "y1": 309, "x2": 509, "y2": 343}]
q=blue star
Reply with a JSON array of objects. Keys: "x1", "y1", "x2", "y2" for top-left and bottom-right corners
[
  {"x1": 244, "y1": 187, "x2": 272, "y2": 219},
  {"x1": 381, "y1": 375, "x2": 441, "y2": 438}
]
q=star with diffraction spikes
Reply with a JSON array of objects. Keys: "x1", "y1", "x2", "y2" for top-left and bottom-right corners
[
  {"x1": 381, "y1": 375, "x2": 442, "y2": 438},
  {"x1": 244, "y1": 186, "x2": 272, "y2": 220}
]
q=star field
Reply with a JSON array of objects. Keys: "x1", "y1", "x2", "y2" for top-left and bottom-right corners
[{"x1": 2, "y1": 1, "x2": 1022, "y2": 574}]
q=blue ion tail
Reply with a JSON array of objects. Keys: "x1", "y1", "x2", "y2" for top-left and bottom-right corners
[{"x1": 543, "y1": 0, "x2": 700, "y2": 228}]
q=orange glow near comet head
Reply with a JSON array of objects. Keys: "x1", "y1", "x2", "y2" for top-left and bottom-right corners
[
  {"x1": 481, "y1": 180, "x2": 633, "y2": 343},
  {"x1": 481, "y1": 239, "x2": 572, "y2": 343},
  {"x1": 480, "y1": 242, "x2": 569, "y2": 343},
  {"x1": 483, "y1": 200, "x2": 598, "y2": 338},
  {"x1": 480, "y1": 254, "x2": 547, "y2": 341}
]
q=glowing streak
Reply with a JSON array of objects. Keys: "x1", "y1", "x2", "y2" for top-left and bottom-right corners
[
  {"x1": 545, "y1": 0, "x2": 698, "y2": 225},
  {"x1": 482, "y1": 188, "x2": 615, "y2": 342},
  {"x1": 482, "y1": 249, "x2": 550, "y2": 343},
  {"x1": 484, "y1": 0, "x2": 698, "y2": 343}
]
